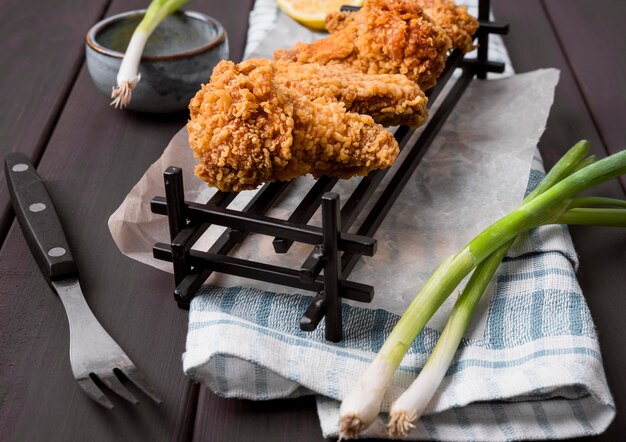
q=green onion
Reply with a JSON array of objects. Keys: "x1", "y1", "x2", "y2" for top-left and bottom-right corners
[
  {"x1": 111, "y1": 0, "x2": 189, "y2": 109},
  {"x1": 388, "y1": 241, "x2": 511, "y2": 436},
  {"x1": 387, "y1": 140, "x2": 593, "y2": 436},
  {"x1": 557, "y1": 208, "x2": 626, "y2": 227},
  {"x1": 339, "y1": 142, "x2": 626, "y2": 438},
  {"x1": 568, "y1": 196, "x2": 626, "y2": 208},
  {"x1": 559, "y1": 195, "x2": 626, "y2": 226}
]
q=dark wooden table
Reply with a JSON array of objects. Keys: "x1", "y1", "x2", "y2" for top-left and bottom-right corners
[{"x1": 1, "y1": 1, "x2": 624, "y2": 440}]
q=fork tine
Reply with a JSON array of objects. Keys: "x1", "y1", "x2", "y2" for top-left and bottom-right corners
[
  {"x1": 77, "y1": 377, "x2": 114, "y2": 409},
  {"x1": 118, "y1": 367, "x2": 162, "y2": 404},
  {"x1": 97, "y1": 372, "x2": 139, "y2": 404}
]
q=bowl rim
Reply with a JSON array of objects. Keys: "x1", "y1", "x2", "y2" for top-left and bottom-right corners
[{"x1": 85, "y1": 9, "x2": 226, "y2": 61}]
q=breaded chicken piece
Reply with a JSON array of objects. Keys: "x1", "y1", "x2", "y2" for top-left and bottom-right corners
[
  {"x1": 418, "y1": 0, "x2": 479, "y2": 53},
  {"x1": 326, "y1": 0, "x2": 478, "y2": 53},
  {"x1": 274, "y1": 0, "x2": 451, "y2": 91},
  {"x1": 273, "y1": 61, "x2": 428, "y2": 128},
  {"x1": 324, "y1": 8, "x2": 355, "y2": 33},
  {"x1": 187, "y1": 59, "x2": 399, "y2": 192}
]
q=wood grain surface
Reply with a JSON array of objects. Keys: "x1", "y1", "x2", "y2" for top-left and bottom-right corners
[
  {"x1": 493, "y1": 1, "x2": 626, "y2": 440},
  {"x1": 0, "y1": 0, "x2": 112, "y2": 243},
  {"x1": 0, "y1": 0, "x2": 253, "y2": 440},
  {"x1": 0, "y1": 0, "x2": 624, "y2": 441},
  {"x1": 542, "y1": 0, "x2": 626, "y2": 193}
]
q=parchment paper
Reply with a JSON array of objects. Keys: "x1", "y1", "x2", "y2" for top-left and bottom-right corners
[{"x1": 109, "y1": 68, "x2": 559, "y2": 335}]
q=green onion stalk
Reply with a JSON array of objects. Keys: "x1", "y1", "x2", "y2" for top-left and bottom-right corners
[
  {"x1": 339, "y1": 142, "x2": 626, "y2": 439},
  {"x1": 387, "y1": 140, "x2": 604, "y2": 436},
  {"x1": 111, "y1": 0, "x2": 189, "y2": 109}
]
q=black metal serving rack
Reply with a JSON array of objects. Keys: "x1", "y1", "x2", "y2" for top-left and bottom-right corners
[{"x1": 151, "y1": 0, "x2": 508, "y2": 342}]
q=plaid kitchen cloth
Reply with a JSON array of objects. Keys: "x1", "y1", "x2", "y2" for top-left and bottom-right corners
[{"x1": 182, "y1": 1, "x2": 615, "y2": 440}]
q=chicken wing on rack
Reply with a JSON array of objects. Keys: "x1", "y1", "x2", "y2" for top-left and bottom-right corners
[
  {"x1": 274, "y1": 61, "x2": 428, "y2": 128},
  {"x1": 187, "y1": 59, "x2": 399, "y2": 192},
  {"x1": 326, "y1": 0, "x2": 478, "y2": 53},
  {"x1": 274, "y1": 0, "x2": 451, "y2": 91},
  {"x1": 418, "y1": 0, "x2": 479, "y2": 53}
]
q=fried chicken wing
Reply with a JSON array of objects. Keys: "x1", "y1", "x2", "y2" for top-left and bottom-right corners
[
  {"x1": 274, "y1": 0, "x2": 451, "y2": 90},
  {"x1": 324, "y1": 8, "x2": 356, "y2": 33},
  {"x1": 188, "y1": 59, "x2": 399, "y2": 192},
  {"x1": 326, "y1": 0, "x2": 478, "y2": 53},
  {"x1": 418, "y1": 0, "x2": 479, "y2": 53},
  {"x1": 274, "y1": 61, "x2": 428, "y2": 128}
]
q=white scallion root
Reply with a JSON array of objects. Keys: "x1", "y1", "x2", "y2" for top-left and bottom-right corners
[
  {"x1": 388, "y1": 410, "x2": 417, "y2": 438},
  {"x1": 338, "y1": 358, "x2": 396, "y2": 439},
  {"x1": 110, "y1": 75, "x2": 140, "y2": 109},
  {"x1": 338, "y1": 414, "x2": 368, "y2": 440}
]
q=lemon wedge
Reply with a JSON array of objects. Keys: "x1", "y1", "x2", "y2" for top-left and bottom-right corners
[{"x1": 276, "y1": 0, "x2": 363, "y2": 32}]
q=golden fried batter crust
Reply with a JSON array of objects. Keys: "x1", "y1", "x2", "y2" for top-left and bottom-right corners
[
  {"x1": 275, "y1": 0, "x2": 452, "y2": 91},
  {"x1": 326, "y1": 0, "x2": 478, "y2": 53},
  {"x1": 324, "y1": 9, "x2": 356, "y2": 33},
  {"x1": 188, "y1": 59, "x2": 399, "y2": 192},
  {"x1": 416, "y1": 0, "x2": 478, "y2": 52},
  {"x1": 274, "y1": 61, "x2": 428, "y2": 128}
]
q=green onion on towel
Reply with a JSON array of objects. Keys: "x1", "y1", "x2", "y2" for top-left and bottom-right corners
[{"x1": 339, "y1": 141, "x2": 626, "y2": 439}]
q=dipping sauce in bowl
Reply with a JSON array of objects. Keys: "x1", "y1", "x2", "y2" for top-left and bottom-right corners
[{"x1": 86, "y1": 10, "x2": 228, "y2": 113}]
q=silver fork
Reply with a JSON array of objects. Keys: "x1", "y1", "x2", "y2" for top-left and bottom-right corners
[{"x1": 5, "y1": 153, "x2": 161, "y2": 409}]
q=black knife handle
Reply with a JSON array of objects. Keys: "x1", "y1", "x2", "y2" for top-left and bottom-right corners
[{"x1": 5, "y1": 153, "x2": 77, "y2": 281}]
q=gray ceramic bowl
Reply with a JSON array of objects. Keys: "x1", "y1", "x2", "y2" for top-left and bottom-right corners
[{"x1": 86, "y1": 10, "x2": 228, "y2": 113}]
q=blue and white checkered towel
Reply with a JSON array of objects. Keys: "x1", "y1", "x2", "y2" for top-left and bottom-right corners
[{"x1": 182, "y1": 1, "x2": 615, "y2": 439}]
